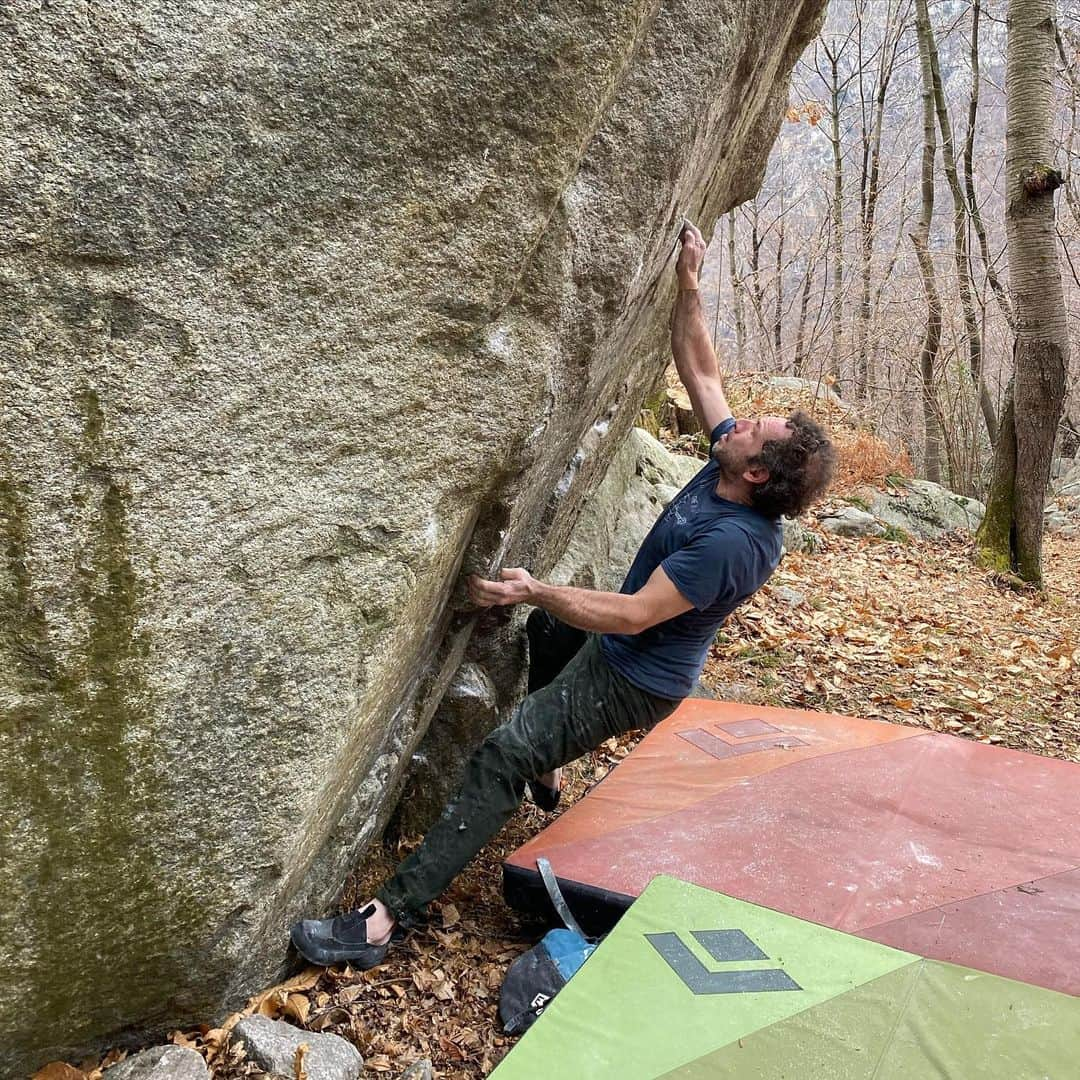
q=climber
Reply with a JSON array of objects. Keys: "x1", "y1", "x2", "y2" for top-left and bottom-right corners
[{"x1": 290, "y1": 222, "x2": 836, "y2": 969}]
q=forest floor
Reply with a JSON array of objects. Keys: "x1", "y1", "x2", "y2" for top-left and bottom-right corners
[
  {"x1": 197, "y1": 526, "x2": 1079, "y2": 1080},
  {"x1": 74, "y1": 390, "x2": 1080, "y2": 1080}
]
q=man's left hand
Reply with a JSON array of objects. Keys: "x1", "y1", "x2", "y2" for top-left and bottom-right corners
[{"x1": 467, "y1": 568, "x2": 537, "y2": 608}]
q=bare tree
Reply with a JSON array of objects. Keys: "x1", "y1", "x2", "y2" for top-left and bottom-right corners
[
  {"x1": 854, "y1": 0, "x2": 908, "y2": 400},
  {"x1": 976, "y1": 0, "x2": 1070, "y2": 583},
  {"x1": 923, "y1": 0, "x2": 999, "y2": 443},
  {"x1": 818, "y1": 32, "x2": 858, "y2": 380},
  {"x1": 913, "y1": 0, "x2": 944, "y2": 482},
  {"x1": 965, "y1": 0, "x2": 1016, "y2": 331},
  {"x1": 728, "y1": 210, "x2": 746, "y2": 367}
]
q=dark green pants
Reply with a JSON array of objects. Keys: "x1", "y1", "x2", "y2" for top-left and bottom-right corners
[{"x1": 376, "y1": 613, "x2": 679, "y2": 925}]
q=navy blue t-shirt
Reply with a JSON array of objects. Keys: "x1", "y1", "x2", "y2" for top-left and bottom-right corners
[{"x1": 601, "y1": 417, "x2": 783, "y2": 699}]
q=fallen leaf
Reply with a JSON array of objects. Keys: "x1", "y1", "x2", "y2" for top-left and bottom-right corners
[
  {"x1": 294, "y1": 1043, "x2": 310, "y2": 1080},
  {"x1": 32, "y1": 1064, "x2": 85, "y2": 1080}
]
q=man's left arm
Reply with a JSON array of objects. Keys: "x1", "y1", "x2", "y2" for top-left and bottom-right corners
[{"x1": 467, "y1": 565, "x2": 693, "y2": 636}]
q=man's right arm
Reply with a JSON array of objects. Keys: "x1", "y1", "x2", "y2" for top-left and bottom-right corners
[{"x1": 671, "y1": 224, "x2": 733, "y2": 435}]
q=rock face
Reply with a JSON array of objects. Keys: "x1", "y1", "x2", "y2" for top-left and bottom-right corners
[{"x1": 0, "y1": 0, "x2": 825, "y2": 1069}]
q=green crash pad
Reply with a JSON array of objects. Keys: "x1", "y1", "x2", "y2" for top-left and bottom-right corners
[{"x1": 492, "y1": 876, "x2": 1079, "y2": 1079}]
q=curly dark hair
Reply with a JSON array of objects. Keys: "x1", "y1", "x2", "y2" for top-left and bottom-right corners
[{"x1": 748, "y1": 411, "x2": 836, "y2": 519}]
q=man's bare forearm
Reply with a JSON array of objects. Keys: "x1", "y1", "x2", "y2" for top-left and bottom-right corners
[
  {"x1": 529, "y1": 580, "x2": 644, "y2": 636},
  {"x1": 671, "y1": 288, "x2": 721, "y2": 385}
]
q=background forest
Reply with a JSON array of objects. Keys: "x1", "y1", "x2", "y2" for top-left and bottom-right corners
[{"x1": 698, "y1": 0, "x2": 1078, "y2": 500}]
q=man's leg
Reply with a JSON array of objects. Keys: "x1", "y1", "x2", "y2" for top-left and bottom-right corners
[
  {"x1": 525, "y1": 608, "x2": 587, "y2": 694},
  {"x1": 524, "y1": 609, "x2": 587, "y2": 797},
  {"x1": 291, "y1": 636, "x2": 677, "y2": 964}
]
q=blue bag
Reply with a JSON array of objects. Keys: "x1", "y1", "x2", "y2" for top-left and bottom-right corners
[{"x1": 498, "y1": 858, "x2": 598, "y2": 1034}]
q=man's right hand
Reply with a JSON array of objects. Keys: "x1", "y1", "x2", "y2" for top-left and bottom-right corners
[{"x1": 677, "y1": 222, "x2": 706, "y2": 291}]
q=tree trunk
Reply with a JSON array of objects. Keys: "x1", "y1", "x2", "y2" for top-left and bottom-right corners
[
  {"x1": 913, "y1": 0, "x2": 943, "y2": 484},
  {"x1": 828, "y1": 48, "x2": 844, "y2": 383},
  {"x1": 794, "y1": 254, "x2": 815, "y2": 378},
  {"x1": 855, "y1": 0, "x2": 900, "y2": 403},
  {"x1": 774, "y1": 215, "x2": 785, "y2": 364},
  {"x1": 728, "y1": 210, "x2": 746, "y2": 368},
  {"x1": 923, "y1": 0, "x2": 998, "y2": 444},
  {"x1": 976, "y1": 0, "x2": 1070, "y2": 584},
  {"x1": 965, "y1": 0, "x2": 1017, "y2": 332}
]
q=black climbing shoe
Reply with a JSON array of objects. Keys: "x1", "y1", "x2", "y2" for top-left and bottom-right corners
[
  {"x1": 290, "y1": 903, "x2": 394, "y2": 968},
  {"x1": 526, "y1": 778, "x2": 561, "y2": 813}
]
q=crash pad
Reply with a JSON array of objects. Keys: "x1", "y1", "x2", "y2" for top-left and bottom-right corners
[
  {"x1": 491, "y1": 876, "x2": 1080, "y2": 1079},
  {"x1": 503, "y1": 700, "x2": 1080, "y2": 995}
]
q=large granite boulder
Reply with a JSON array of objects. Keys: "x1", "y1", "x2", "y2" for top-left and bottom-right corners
[
  {"x1": 548, "y1": 428, "x2": 703, "y2": 593},
  {"x1": 856, "y1": 479, "x2": 985, "y2": 540},
  {"x1": 0, "y1": 0, "x2": 825, "y2": 1069}
]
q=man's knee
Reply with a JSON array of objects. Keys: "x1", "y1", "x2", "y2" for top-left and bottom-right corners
[{"x1": 480, "y1": 712, "x2": 550, "y2": 784}]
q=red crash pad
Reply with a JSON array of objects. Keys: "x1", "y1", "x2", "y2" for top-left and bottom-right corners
[{"x1": 504, "y1": 700, "x2": 1080, "y2": 995}]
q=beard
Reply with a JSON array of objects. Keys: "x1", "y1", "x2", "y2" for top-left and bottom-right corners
[{"x1": 711, "y1": 438, "x2": 748, "y2": 480}]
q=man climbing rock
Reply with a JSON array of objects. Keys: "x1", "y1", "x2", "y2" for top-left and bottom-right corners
[{"x1": 290, "y1": 223, "x2": 836, "y2": 969}]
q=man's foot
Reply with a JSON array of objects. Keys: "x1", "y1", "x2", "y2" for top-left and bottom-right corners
[
  {"x1": 290, "y1": 899, "x2": 397, "y2": 968},
  {"x1": 527, "y1": 768, "x2": 563, "y2": 813}
]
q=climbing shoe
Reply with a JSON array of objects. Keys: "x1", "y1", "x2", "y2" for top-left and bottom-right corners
[{"x1": 290, "y1": 903, "x2": 394, "y2": 968}]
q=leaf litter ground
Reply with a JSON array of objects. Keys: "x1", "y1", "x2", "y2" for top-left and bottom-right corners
[{"x1": 63, "y1": 389, "x2": 1080, "y2": 1079}]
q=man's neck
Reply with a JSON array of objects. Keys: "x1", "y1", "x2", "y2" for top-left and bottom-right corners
[{"x1": 712, "y1": 472, "x2": 755, "y2": 507}]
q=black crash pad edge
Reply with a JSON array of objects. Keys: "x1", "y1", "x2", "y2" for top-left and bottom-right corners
[{"x1": 502, "y1": 862, "x2": 635, "y2": 937}]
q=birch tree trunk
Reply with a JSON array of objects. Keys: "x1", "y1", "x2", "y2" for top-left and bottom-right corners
[
  {"x1": 976, "y1": 0, "x2": 1069, "y2": 584},
  {"x1": 965, "y1": 0, "x2": 1016, "y2": 332}
]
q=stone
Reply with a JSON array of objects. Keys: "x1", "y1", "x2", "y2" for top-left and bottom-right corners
[
  {"x1": 819, "y1": 507, "x2": 887, "y2": 539},
  {"x1": 858, "y1": 480, "x2": 984, "y2": 540},
  {"x1": 548, "y1": 428, "x2": 702, "y2": 593},
  {"x1": 398, "y1": 1061, "x2": 433, "y2": 1080},
  {"x1": 104, "y1": 1047, "x2": 209, "y2": 1080},
  {"x1": 770, "y1": 585, "x2": 807, "y2": 607},
  {"x1": 0, "y1": 0, "x2": 827, "y2": 1069},
  {"x1": 230, "y1": 1016, "x2": 362, "y2": 1080},
  {"x1": 766, "y1": 377, "x2": 850, "y2": 410},
  {"x1": 782, "y1": 516, "x2": 823, "y2": 554}
]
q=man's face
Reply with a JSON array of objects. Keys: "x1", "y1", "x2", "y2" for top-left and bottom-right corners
[{"x1": 712, "y1": 415, "x2": 792, "y2": 480}]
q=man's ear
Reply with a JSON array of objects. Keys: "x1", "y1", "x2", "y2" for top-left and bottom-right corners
[{"x1": 742, "y1": 463, "x2": 770, "y2": 486}]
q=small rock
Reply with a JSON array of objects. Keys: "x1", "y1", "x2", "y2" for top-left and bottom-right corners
[
  {"x1": 230, "y1": 1016, "x2": 363, "y2": 1080},
  {"x1": 782, "y1": 516, "x2": 823, "y2": 554},
  {"x1": 771, "y1": 585, "x2": 806, "y2": 607},
  {"x1": 399, "y1": 1061, "x2": 433, "y2": 1080},
  {"x1": 819, "y1": 507, "x2": 885, "y2": 538},
  {"x1": 766, "y1": 376, "x2": 849, "y2": 409},
  {"x1": 104, "y1": 1046, "x2": 209, "y2": 1080}
]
